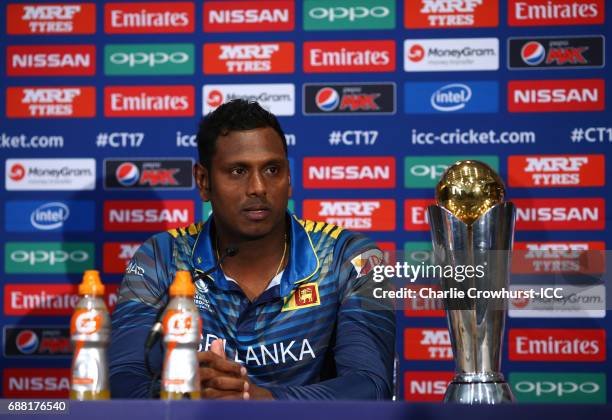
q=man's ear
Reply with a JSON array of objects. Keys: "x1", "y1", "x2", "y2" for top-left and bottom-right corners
[{"x1": 193, "y1": 163, "x2": 211, "y2": 201}]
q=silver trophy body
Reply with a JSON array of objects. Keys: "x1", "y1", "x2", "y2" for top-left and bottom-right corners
[{"x1": 428, "y1": 203, "x2": 515, "y2": 404}]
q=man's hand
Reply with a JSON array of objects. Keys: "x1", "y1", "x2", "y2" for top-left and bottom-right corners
[{"x1": 198, "y1": 339, "x2": 273, "y2": 400}]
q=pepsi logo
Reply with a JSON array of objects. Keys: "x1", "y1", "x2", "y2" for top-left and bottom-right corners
[
  {"x1": 207, "y1": 90, "x2": 224, "y2": 108},
  {"x1": 407, "y1": 44, "x2": 425, "y2": 63},
  {"x1": 521, "y1": 42, "x2": 545, "y2": 66},
  {"x1": 16, "y1": 330, "x2": 39, "y2": 354},
  {"x1": 315, "y1": 87, "x2": 339, "y2": 112},
  {"x1": 115, "y1": 162, "x2": 140, "y2": 187},
  {"x1": 9, "y1": 164, "x2": 26, "y2": 181}
]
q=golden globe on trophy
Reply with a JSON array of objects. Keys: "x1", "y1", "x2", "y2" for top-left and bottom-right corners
[{"x1": 428, "y1": 160, "x2": 515, "y2": 404}]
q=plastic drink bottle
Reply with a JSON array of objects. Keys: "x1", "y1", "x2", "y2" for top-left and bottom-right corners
[
  {"x1": 70, "y1": 270, "x2": 110, "y2": 400},
  {"x1": 160, "y1": 271, "x2": 201, "y2": 399}
]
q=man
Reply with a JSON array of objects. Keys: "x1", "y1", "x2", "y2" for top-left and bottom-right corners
[{"x1": 109, "y1": 100, "x2": 396, "y2": 399}]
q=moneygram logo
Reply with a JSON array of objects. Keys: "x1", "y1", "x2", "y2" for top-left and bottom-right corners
[
  {"x1": 510, "y1": 373, "x2": 606, "y2": 403},
  {"x1": 104, "y1": 200, "x2": 194, "y2": 232},
  {"x1": 5, "y1": 242, "x2": 94, "y2": 274},
  {"x1": 508, "y1": 155, "x2": 605, "y2": 187},
  {"x1": 508, "y1": 285, "x2": 605, "y2": 319},
  {"x1": 508, "y1": 0, "x2": 604, "y2": 26},
  {"x1": 204, "y1": 0, "x2": 294, "y2": 32},
  {"x1": 303, "y1": 83, "x2": 396, "y2": 115},
  {"x1": 303, "y1": 157, "x2": 396, "y2": 189},
  {"x1": 508, "y1": 36, "x2": 604, "y2": 70},
  {"x1": 104, "y1": 159, "x2": 194, "y2": 190},
  {"x1": 404, "y1": 0, "x2": 498, "y2": 28},
  {"x1": 103, "y1": 242, "x2": 141, "y2": 274},
  {"x1": 104, "y1": 85, "x2": 194, "y2": 117},
  {"x1": 7, "y1": 45, "x2": 95, "y2": 76},
  {"x1": 5, "y1": 158, "x2": 96, "y2": 191},
  {"x1": 304, "y1": 40, "x2": 395, "y2": 73},
  {"x1": 104, "y1": 2, "x2": 194, "y2": 33},
  {"x1": 203, "y1": 42, "x2": 294, "y2": 74},
  {"x1": 105, "y1": 44, "x2": 194, "y2": 75},
  {"x1": 404, "y1": 81, "x2": 498, "y2": 113},
  {"x1": 4, "y1": 200, "x2": 95, "y2": 233},
  {"x1": 404, "y1": 38, "x2": 499, "y2": 71},
  {"x1": 302, "y1": 200, "x2": 395, "y2": 231},
  {"x1": 4, "y1": 284, "x2": 119, "y2": 316},
  {"x1": 404, "y1": 328, "x2": 452, "y2": 360},
  {"x1": 304, "y1": 0, "x2": 395, "y2": 30},
  {"x1": 3, "y1": 368, "x2": 70, "y2": 398},
  {"x1": 404, "y1": 371, "x2": 454, "y2": 401},
  {"x1": 7, "y1": 3, "x2": 96, "y2": 35},
  {"x1": 4, "y1": 327, "x2": 71, "y2": 358},
  {"x1": 405, "y1": 156, "x2": 498, "y2": 188},
  {"x1": 514, "y1": 198, "x2": 605, "y2": 230},
  {"x1": 203, "y1": 84, "x2": 295, "y2": 116},
  {"x1": 404, "y1": 199, "x2": 435, "y2": 231},
  {"x1": 509, "y1": 329, "x2": 606, "y2": 361},
  {"x1": 508, "y1": 79, "x2": 605, "y2": 112},
  {"x1": 6, "y1": 86, "x2": 96, "y2": 118}
]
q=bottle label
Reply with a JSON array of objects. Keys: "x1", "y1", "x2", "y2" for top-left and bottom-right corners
[
  {"x1": 72, "y1": 310, "x2": 102, "y2": 335},
  {"x1": 163, "y1": 310, "x2": 200, "y2": 340}
]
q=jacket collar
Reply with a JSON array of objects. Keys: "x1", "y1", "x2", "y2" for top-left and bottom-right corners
[{"x1": 191, "y1": 211, "x2": 319, "y2": 297}]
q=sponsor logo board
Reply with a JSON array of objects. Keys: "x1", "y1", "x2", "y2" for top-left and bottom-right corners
[
  {"x1": 5, "y1": 242, "x2": 94, "y2": 274},
  {"x1": 509, "y1": 329, "x2": 606, "y2": 361},
  {"x1": 104, "y1": 44, "x2": 194, "y2": 75},
  {"x1": 104, "y1": 159, "x2": 194, "y2": 190},
  {"x1": 103, "y1": 242, "x2": 141, "y2": 274},
  {"x1": 7, "y1": 3, "x2": 96, "y2": 35},
  {"x1": 514, "y1": 198, "x2": 605, "y2": 230},
  {"x1": 104, "y1": 85, "x2": 194, "y2": 117},
  {"x1": 5, "y1": 158, "x2": 95, "y2": 191},
  {"x1": 7, "y1": 45, "x2": 96, "y2": 76},
  {"x1": 508, "y1": 0, "x2": 605, "y2": 26},
  {"x1": 302, "y1": 200, "x2": 395, "y2": 231},
  {"x1": 4, "y1": 326, "x2": 71, "y2": 358},
  {"x1": 404, "y1": 328, "x2": 452, "y2": 360},
  {"x1": 304, "y1": 0, "x2": 395, "y2": 30},
  {"x1": 404, "y1": 81, "x2": 498, "y2": 114},
  {"x1": 512, "y1": 241, "x2": 605, "y2": 275},
  {"x1": 405, "y1": 156, "x2": 498, "y2": 188},
  {"x1": 304, "y1": 40, "x2": 395, "y2": 73},
  {"x1": 105, "y1": 2, "x2": 195, "y2": 33},
  {"x1": 303, "y1": 83, "x2": 395, "y2": 115},
  {"x1": 104, "y1": 200, "x2": 194, "y2": 232},
  {"x1": 203, "y1": 84, "x2": 295, "y2": 116},
  {"x1": 203, "y1": 42, "x2": 294, "y2": 74},
  {"x1": 508, "y1": 155, "x2": 605, "y2": 187},
  {"x1": 510, "y1": 373, "x2": 606, "y2": 403},
  {"x1": 508, "y1": 79, "x2": 605, "y2": 112},
  {"x1": 303, "y1": 157, "x2": 395, "y2": 189},
  {"x1": 508, "y1": 36, "x2": 604, "y2": 69},
  {"x1": 6, "y1": 86, "x2": 95, "y2": 118},
  {"x1": 404, "y1": 199, "x2": 435, "y2": 231},
  {"x1": 4, "y1": 201, "x2": 95, "y2": 232},
  {"x1": 3, "y1": 368, "x2": 70, "y2": 398},
  {"x1": 404, "y1": 38, "x2": 499, "y2": 72},
  {"x1": 404, "y1": 371, "x2": 454, "y2": 401},
  {"x1": 509, "y1": 285, "x2": 605, "y2": 318},
  {"x1": 404, "y1": 0, "x2": 498, "y2": 28},
  {"x1": 204, "y1": 1, "x2": 295, "y2": 32}
]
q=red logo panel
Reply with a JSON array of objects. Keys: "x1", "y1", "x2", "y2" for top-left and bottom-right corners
[
  {"x1": 203, "y1": 42, "x2": 294, "y2": 75},
  {"x1": 104, "y1": 86, "x2": 194, "y2": 117},
  {"x1": 104, "y1": 200, "x2": 194, "y2": 232},
  {"x1": 6, "y1": 86, "x2": 95, "y2": 118},
  {"x1": 404, "y1": 371, "x2": 454, "y2": 401},
  {"x1": 508, "y1": 155, "x2": 605, "y2": 187},
  {"x1": 404, "y1": 328, "x2": 452, "y2": 360},
  {"x1": 405, "y1": 0, "x2": 498, "y2": 28},
  {"x1": 514, "y1": 198, "x2": 605, "y2": 230},
  {"x1": 105, "y1": 2, "x2": 195, "y2": 33},
  {"x1": 103, "y1": 242, "x2": 142, "y2": 274},
  {"x1": 302, "y1": 199, "x2": 395, "y2": 231},
  {"x1": 508, "y1": 79, "x2": 605, "y2": 112},
  {"x1": 512, "y1": 241, "x2": 605, "y2": 274},
  {"x1": 303, "y1": 40, "x2": 395, "y2": 73},
  {"x1": 203, "y1": 1, "x2": 295, "y2": 32},
  {"x1": 7, "y1": 45, "x2": 96, "y2": 76},
  {"x1": 404, "y1": 199, "x2": 434, "y2": 231},
  {"x1": 7, "y1": 3, "x2": 96, "y2": 35},
  {"x1": 303, "y1": 157, "x2": 395, "y2": 189},
  {"x1": 508, "y1": 0, "x2": 604, "y2": 26},
  {"x1": 509, "y1": 329, "x2": 606, "y2": 361},
  {"x1": 3, "y1": 368, "x2": 70, "y2": 398}
]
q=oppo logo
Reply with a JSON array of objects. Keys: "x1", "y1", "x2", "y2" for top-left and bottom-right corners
[
  {"x1": 11, "y1": 250, "x2": 89, "y2": 266},
  {"x1": 515, "y1": 380, "x2": 600, "y2": 397},
  {"x1": 410, "y1": 164, "x2": 447, "y2": 180},
  {"x1": 109, "y1": 51, "x2": 189, "y2": 67},
  {"x1": 309, "y1": 6, "x2": 389, "y2": 22}
]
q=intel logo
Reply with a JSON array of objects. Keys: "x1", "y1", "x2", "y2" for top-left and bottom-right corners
[
  {"x1": 30, "y1": 202, "x2": 70, "y2": 230},
  {"x1": 431, "y1": 83, "x2": 472, "y2": 112}
]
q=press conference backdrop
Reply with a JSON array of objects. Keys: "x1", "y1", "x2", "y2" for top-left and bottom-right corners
[{"x1": 1, "y1": 0, "x2": 610, "y2": 403}]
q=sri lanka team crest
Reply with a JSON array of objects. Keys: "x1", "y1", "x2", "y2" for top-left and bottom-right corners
[{"x1": 282, "y1": 283, "x2": 320, "y2": 312}]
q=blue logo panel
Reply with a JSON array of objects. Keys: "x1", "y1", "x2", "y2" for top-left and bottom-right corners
[
  {"x1": 5, "y1": 201, "x2": 95, "y2": 233},
  {"x1": 405, "y1": 81, "x2": 498, "y2": 114}
]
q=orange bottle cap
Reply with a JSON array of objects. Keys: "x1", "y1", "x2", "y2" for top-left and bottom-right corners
[
  {"x1": 79, "y1": 270, "x2": 105, "y2": 296},
  {"x1": 169, "y1": 271, "x2": 195, "y2": 297}
]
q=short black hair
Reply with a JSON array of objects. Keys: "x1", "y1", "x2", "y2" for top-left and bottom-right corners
[{"x1": 196, "y1": 99, "x2": 288, "y2": 170}]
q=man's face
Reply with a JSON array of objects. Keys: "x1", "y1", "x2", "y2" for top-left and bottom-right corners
[{"x1": 194, "y1": 127, "x2": 291, "y2": 240}]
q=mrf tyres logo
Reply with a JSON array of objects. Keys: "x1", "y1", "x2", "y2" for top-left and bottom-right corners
[
  {"x1": 104, "y1": 159, "x2": 194, "y2": 190},
  {"x1": 404, "y1": 0, "x2": 498, "y2": 28},
  {"x1": 104, "y1": 85, "x2": 194, "y2": 117},
  {"x1": 103, "y1": 242, "x2": 141, "y2": 274},
  {"x1": 404, "y1": 328, "x2": 453, "y2": 360},
  {"x1": 104, "y1": 2, "x2": 194, "y2": 33},
  {"x1": 303, "y1": 157, "x2": 395, "y2": 189},
  {"x1": 6, "y1": 86, "x2": 95, "y2": 118},
  {"x1": 7, "y1": 3, "x2": 96, "y2": 35},
  {"x1": 304, "y1": 0, "x2": 395, "y2": 31},
  {"x1": 203, "y1": 84, "x2": 295, "y2": 116},
  {"x1": 510, "y1": 373, "x2": 606, "y2": 403},
  {"x1": 105, "y1": 44, "x2": 194, "y2": 75},
  {"x1": 302, "y1": 199, "x2": 395, "y2": 231},
  {"x1": 508, "y1": 155, "x2": 605, "y2": 187},
  {"x1": 4, "y1": 326, "x2": 71, "y2": 358},
  {"x1": 203, "y1": 42, "x2": 294, "y2": 75},
  {"x1": 509, "y1": 329, "x2": 606, "y2": 362},
  {"x1": 304, "y1": 83, "x2": 395, "y2": 115},
  {"x1": 7, "y1": 45, "x2": 96, "y2": 76},
  {"x1": 404, "y1": 38, "x2": 499, "y2": 71},
  {"x1": 304, "y1": 40, "x2": 395, "y2": 73},
  {"x1": 5, "y1": 242, "x2": 94, "y2": 274},
  {"x1": 512, "y1": 241, "x2": 605, "y2": 275},
  {"x1": 404, "y1": 81, "x2": 498, "y2": 114},
  {"x1": 508, "y1": 36, "x2": 604, "y2": 70},
  {"x1": 204, "y1": 0, "x2": 294, "y2": 32},
  {"x1": 508, "y1": 0, "x2": 604, "y2": 26},
  {"x1": 508, "y1": 79, "x2": 605, "y2": 112},
  {"x1": 5, "y1": 158, "x2": 95, "y2": 191}
]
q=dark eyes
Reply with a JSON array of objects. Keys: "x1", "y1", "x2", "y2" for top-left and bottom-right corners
[{"x1": 229, "y1": 166, "x2": 280, "y2": 176}]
